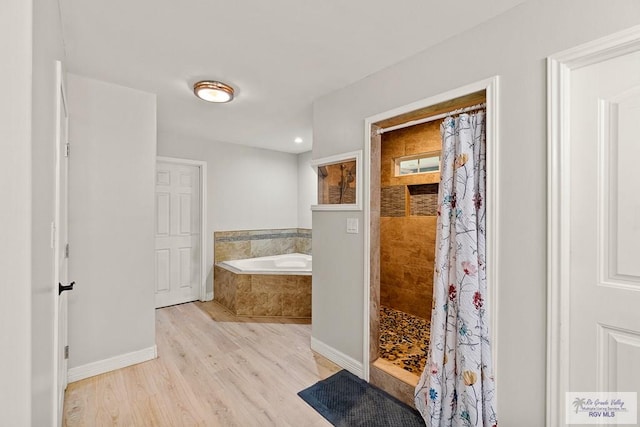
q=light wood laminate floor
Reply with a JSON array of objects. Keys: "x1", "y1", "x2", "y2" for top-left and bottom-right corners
[{"x1": 63, "y1": 301, "x2": 340, "y2": 426}]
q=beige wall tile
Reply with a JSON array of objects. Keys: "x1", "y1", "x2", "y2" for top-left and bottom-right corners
[
  {"x1": 214, "y1": 241, "x2": 251, "y2": 263},
  {"x1": 380, "y1": 216, "x2": 436, "y2": 319}
]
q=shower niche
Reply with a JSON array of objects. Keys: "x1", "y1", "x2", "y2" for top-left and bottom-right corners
[{"x1": 368, "y1": 90, "x2": 487, "y2": 404}]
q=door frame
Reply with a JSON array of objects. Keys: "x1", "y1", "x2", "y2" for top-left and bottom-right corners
[
  {"x1": 52, "y1": 60, "x2": 68, "y2": 426},
  {"x1": 156, "y1": 156, "x2": 209, "y2": 301},
  {"x1": 362, "y1": 76, "x2": 500, "y2": 382},
  {"x1": 546, "y1": 24, "x2": 640, "y2": 427}
]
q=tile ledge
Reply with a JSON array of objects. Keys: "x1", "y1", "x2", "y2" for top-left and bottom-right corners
[{"x1": 372, "y1": 357, "x2": 420, "y2": 388}]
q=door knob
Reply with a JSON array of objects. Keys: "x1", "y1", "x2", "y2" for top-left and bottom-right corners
[{"x1": 59, "y1": 281, "x2": 75, "y2": 295}]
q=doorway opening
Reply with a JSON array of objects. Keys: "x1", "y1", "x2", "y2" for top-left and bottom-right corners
[
  {"x1": 155, "y1": 156, "x2": 208, "y2": 308},
  {"x1": 364, "y1": 78, "x2": 499, "y2": 405}
]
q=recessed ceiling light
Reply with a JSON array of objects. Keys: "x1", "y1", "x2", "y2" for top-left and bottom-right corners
[
  {"x1": 294, "y1": 137, "x2": 303, "y2": 144},
  {"x1": 193, "y1": 81, "x2": 234, "y2": 103}
]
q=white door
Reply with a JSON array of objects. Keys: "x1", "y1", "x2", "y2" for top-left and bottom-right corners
[
  {"x1": 568, "y1": 49, "x2": 640, "y2": 395},
  {"x1": 54, "y1": 61, "x2": 71, "y2": 426},
  {"x1": 155, "y1": 161, "x2": 202, "y2": 308}
]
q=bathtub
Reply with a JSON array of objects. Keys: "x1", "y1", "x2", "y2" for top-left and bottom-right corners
[
  {"x1": 217, "y1": 253, "x2": 312, "y2": 276},
  {"x1": 214, "y1": 253, "x2": 312, "y2": 317}
]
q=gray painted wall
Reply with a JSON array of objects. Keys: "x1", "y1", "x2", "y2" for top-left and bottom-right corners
[
  {"x1": 67, "y1": 74, "x2": 157, "y2": 368},
  {"x1": 157, "y1": 131, "x2": 300, "y2": 296},
  {"x1": 297, "y1": 151, "x2": 316, "y2": 229},
  {"x1": 311, "y1": 0, "x2": 640, "y2": 424},
  {"x1": 0, "y1": 0, "x2": 33, "y2": 424}
]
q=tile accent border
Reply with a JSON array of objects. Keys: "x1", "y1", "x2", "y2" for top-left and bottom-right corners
[
  {"x1": 214, "y1": 228, "x2": 311, "y2": 263},
  {"x1": 215, "y1": 229, "x2": 311, "y2": 242},
  {"x1": 380, "y1": 186, "x2": 405, "y2": 217}
]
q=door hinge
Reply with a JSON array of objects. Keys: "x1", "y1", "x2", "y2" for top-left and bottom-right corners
[
  {"x1": 64, "y1": 345, "x2": 69, "y2": 360},
  {"x1": 65, "y1": 142, "x2": 70, "y2": 157},
  {"x1": 65, "y1": 243, "x2": 69, "y2": 258}
]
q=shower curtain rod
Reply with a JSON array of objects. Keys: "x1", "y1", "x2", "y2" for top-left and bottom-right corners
[{"x1": 376, "y1": 102, "x2": 487, "y2": 135}]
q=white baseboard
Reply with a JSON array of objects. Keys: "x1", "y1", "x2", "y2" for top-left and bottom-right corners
[
  {"x1": 310, "y1": 337, "x2": 364, "y2": 378},
  {"x1": 68, "y1": 345, "x2": 157, "y2": 383}
]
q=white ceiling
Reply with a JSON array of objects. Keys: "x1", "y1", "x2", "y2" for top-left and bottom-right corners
[{"x1": 59, "y1": 0, "x2": 524, "y2": 153}]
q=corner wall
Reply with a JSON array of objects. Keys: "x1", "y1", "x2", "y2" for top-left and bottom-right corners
[
  {"x1": 311, "y1": 0, "x2": 640, "y2": 424},
  {"x1": 67, "y1": 74, "x2": 157, "y2": 373},
  {"x1": 297, "y1": 151, "x2": 315, "y2": 229}
]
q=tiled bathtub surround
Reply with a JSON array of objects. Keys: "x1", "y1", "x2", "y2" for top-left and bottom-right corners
[
  {"x1": 214, "y1": 266, "x2": 311, "y2": 317},
  {"x1": 214, "y1": 228, "x2": 311, "y2": 263},
  {"x1": 214, "y1": 228, "x2": 312, "y2": 318}
]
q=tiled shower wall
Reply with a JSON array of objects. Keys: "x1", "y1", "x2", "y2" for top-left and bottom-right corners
[
  {"x1": 380, "y1": 120, "x2": 440, "y2": 320},
  {"x1": 214, "y1": 228, "x2": 311, "y2": 263},
  {"x1": 318, "y1": 160, "x2": 357, "y2": 205}
]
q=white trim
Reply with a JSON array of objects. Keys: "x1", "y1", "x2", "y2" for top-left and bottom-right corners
[
  {"x1": 363, "y1": 76, "x2": 500, "y2": 388},
  {"x1": 485, "y1": 77, "x2": 500, "y2": 388},
  {"x1": 363, "y1": 121, "x2": 371, "y2": 381},
  {"x1": 52, "y1": 60, "x2": 61, "y2": 427},
  {"x1": 310, "y1": 337, "x2": 364, "y2": 378},
  {"x1": 310, "y1": 150, "x2": 362, "y2": 211},
  {"x1": 67, "y1": 346, "x2": 157, "y2": 383},
  {"x1": 378, "y1": 102, "x2": 487, "y2": 134},
  {"x1": 365, "y1": 77, "x2": 496, "y2": 125},
  {"x1": 546, "y1": 24, "x2": 640, "y2": 427},
  {"x1": 156, "y1": 156, "x2": 210, "y2": 302},
  {"x1": 52, "y1": 60, "x2": 68, "y2": 427},
  {"x1": 310, "y1": 204, "x2": 362, "y2": 212}
]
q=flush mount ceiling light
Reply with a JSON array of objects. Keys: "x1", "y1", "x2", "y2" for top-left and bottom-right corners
[{"x1": 193, "y1": 80, "x2": 234, "y2": 103}]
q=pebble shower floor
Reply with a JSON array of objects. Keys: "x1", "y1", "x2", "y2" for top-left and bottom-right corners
[{"x1": 379, "y1": 306, "x2": 430, "y2": 375}]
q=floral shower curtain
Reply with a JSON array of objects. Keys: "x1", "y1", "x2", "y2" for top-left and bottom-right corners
[{"x1": 414, "y1": 111, "x2": 497, "y2": 427}]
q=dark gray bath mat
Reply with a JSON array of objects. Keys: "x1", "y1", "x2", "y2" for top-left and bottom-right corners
[{"x1": 298, "y1": 370, "x2": 426, "y2": 427}]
